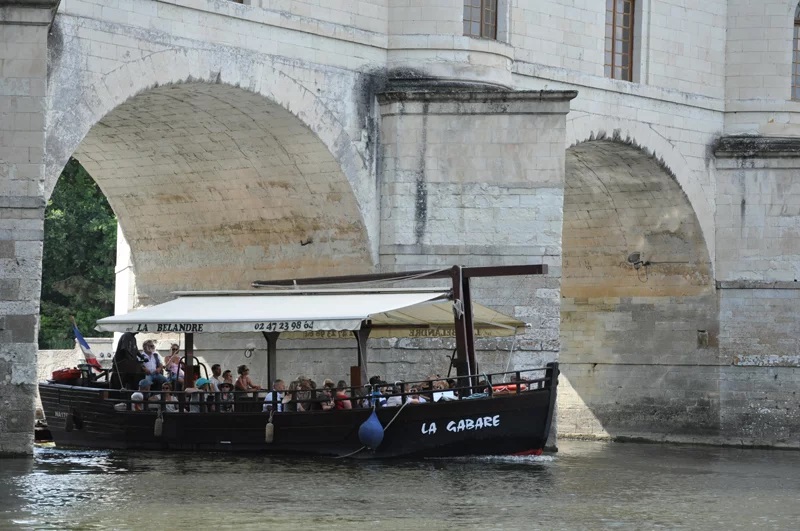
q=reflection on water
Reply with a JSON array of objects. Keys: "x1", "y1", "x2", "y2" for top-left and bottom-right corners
[{"x1": 1, "y1": 441, "x2": 799, "y2": 530}]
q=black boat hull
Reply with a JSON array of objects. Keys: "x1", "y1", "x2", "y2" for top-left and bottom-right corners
[{"x1": 38, "y1": 382, "x2": 556, "y2": 458}]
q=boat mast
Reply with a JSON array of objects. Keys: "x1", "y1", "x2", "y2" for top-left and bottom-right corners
[{"x1": 450, "y1": 266, "x2": 473, "y2": 391}]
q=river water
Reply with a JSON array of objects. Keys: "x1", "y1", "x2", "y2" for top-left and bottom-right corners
[{"x1": 1, "y1": 440, "x2": 798, "y2": 530}]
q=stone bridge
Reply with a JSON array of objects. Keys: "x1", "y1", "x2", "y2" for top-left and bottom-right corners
[{"x1": 2, "y1": 0, "x2": 799, "y2": 453}]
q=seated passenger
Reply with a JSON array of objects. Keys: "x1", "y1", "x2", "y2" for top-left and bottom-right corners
[
  {"x1": 218, "y1": 382, "x2": 235, "y2": 413},
  {"x1": 282, "y1": 380, "x2": 300, "y2": 412},
  {"x1": 160, "y1": 382, "x2": 179, "y2": 413},
  {"x1": 165, "y1": 344, "x2": 184, "y2": 388},
  {"x1": 263, "y1": 379, "x2": 285, "y2": 413},
  {"x1": 235, "y1": 365, "x2": 262, "y2": 392},
  {"x1": 195, "y1": 378, "x2": 216, "y2": 412},
  {"x1": 306, "y1": 380, "x2": 331, "y2": 412},
  {"x1": 311, "y1": 385, "x2": 335, "y2": 411},
  {"x1": 183, "y1": 379, "x2": 206, "y2": 413},
  {"x1": 139, "y1": 339, "x2": 168, "y2": 389},
  {"x1": 137, "y1": 379, "x2": 161, "y2": 410},
  {"x1": 295, "y1": 377, "x2": 313, "y2": 411},
  {"x1": 130, "y1": 391, "x2": 145, "y2": 412},
  {"x1": 366, "y1": 379, "x2": 388, "y2": 408},
  {"x1": 407, "y1": 386, "x2": 428, "y2": 405},
  {"x1": 385, "y1": 384, "x2": 403, "y2": 407},
  {"x1": 211, "y1": 364, "x2": 224, "y2": 386},
  {"x1": 334, "y1": 380, "x2": 352, "y2": 410},
  {"x1": 432, "y1": 381, "x2": 457, "y2": 402}
]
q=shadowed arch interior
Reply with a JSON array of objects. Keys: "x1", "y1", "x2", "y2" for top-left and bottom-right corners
[
  {"x1": 74, "y1": 83, "x2": 373, "y2": 303},
  {"x1": 560, "y1": 140, "x2": 719, "y2": 440}
]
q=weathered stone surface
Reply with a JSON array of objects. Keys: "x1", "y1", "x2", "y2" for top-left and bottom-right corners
[
  {"x1": 0, "y1": 0, "x2": 50, "y2": 455},
  {"x1": 3, "y1": 0, "x2": 800, "y2": 454},
  {"x1": 4, "y1": 315, "x2": 36, "y2": 343},
  {"x1": 0, "y1": 240, "x2": 14, "y2": 258}
]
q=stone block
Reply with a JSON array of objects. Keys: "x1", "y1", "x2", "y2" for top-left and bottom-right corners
[
  {"x1": 0, "y1": 279, "x2": 20, "y2": 300},
  {"x1": 4, "y1": 315, "x2": 36, "y2": 343},
  {"x1": 0, "y1": 240, "x2": 14, "y2": 258}
]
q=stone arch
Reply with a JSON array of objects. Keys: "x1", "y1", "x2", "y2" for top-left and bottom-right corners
[
  {"x1": 567, "y1": 117, "x2": 714, "y2": 263},
  {"x1": 45, "y1": 48, "x2": 378, "y2": 303},
  {"x1": 559, "y1": 138, "x2": 720, "y2": 441}
]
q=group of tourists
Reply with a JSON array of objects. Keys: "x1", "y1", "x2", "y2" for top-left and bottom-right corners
[
  {"x1": 131, "y1": 340, "x2": 463, "y2": 413},
  {"x1": 259, "y1": 374, "x2": 460, "y2": 414},
  {"x1": 130, "y1": 340, "x2": 265, "y2": 412},
  {"x1": 262, "y1": 377, "x2": 352, "y2": 413}
]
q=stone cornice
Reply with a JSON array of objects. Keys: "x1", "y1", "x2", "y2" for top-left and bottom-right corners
[
  {"x1": 0, "y1": 0, "x2": 59, "y2": 5},
  {"x1": 0, "y1": 0, "x2": 60, "y2": 26},
  {"x1": 377, "y1": 88, "x2": 578, "y2": 105},
  {"x1": 377, "y1": 87, "x2": 577, "y2": 116},
  {"x1": 714, "y1": 135, "x2": 800, "y2": 158},
  {"x1": 716, "y1": 280, "x2": 800, "y2": 289}
]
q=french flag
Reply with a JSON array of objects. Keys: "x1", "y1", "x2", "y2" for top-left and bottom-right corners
[{"x1": 72, "y1": 319, "x2": 103, "y2": 370}]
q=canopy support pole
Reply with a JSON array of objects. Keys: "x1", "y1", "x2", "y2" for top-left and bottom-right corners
[
  {"x1": 451, "y1": 266, "x2": 473, "y2": 395},
  {"x1": 185, "y1": 333, "x2": 195, "y2": 389},
  {"x1": 354, "y1": 323, "x2": 372, "y2": 388},
  {"x1": 262, "y1": 332, "x2": 279, "y2": 389}
]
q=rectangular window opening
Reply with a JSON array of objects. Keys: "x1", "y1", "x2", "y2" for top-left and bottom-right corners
[
  {"x1": 604, "y1": 0, "x2": 635, "y2": 81},
  {"x1": 463, "y1": 0, "x2": 498, "y2": 40},
  {"x1": 793, "y1": 15, "x2": 800, "y2": 100}
]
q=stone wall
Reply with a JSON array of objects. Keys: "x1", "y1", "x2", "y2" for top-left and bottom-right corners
[
  {"x1": 376, "y1": 88, "x2": 573, "y2": 385},
  {"x1": 510, "y1": 0, "x2": 726, "y2": 98},
  {"x1": 714, "y1": 137, "x2": 800, "y2": 448},
  {"x1": 0, "y1": 0, "x2": 60, "y2": 455}
]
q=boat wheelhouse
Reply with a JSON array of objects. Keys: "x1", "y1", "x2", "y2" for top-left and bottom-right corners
[{"x1": 38, "y1": 265, "x2": 559, "y2": 458}]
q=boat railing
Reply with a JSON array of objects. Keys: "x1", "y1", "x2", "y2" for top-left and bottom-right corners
[{"x1": 102, "y1": 363, "x2": 558, "y2": 413}]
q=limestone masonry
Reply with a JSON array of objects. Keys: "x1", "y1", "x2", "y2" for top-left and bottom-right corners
[{"x1": 2, "y1": 0, "x2": 800, "y2": 454}]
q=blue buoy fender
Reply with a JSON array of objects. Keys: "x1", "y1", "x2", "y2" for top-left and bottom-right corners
[{"x1": 358, "y1": 410, "x2": 384, "y2": 449}]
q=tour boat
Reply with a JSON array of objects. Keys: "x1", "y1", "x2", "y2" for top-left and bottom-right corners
[{"x1": 38, "y1": 265, "x2": 559, "y2": 458}]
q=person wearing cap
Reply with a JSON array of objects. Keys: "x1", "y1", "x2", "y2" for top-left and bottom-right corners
[
  {"x1": 262, "y1": 379, "x2": 285, "y2": 413},
  {"x1": 130, "y1": 391, "x2": 145, "y2": 412},
  {"x1": 184, "y1": 377, "x2": 211, "y2": 413},
  {"x1": 195, "y1": 377, "x2": 216, "y2": 412}
]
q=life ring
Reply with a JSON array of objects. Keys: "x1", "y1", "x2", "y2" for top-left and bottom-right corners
[{"x1": 492, "y1": 384, "x2": 527, "y2": 394}]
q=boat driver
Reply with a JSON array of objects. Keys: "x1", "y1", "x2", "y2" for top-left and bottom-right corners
[{"x1": 140, "y1": 339, "x2": 168, "y2": 389}]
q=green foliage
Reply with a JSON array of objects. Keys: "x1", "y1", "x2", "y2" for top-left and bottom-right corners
[{"x1": 39, "y1": 158, "x2": 117, "y2": 349}]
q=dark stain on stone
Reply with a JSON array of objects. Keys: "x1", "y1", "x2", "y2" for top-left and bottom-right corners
[
  {"x1": 740, "y1": 197, "x2": 746, "y2": 227},
  {"x1": 47, "y1": 19, "x2": 63, "y2": 81},
  {"x1": 386, "y1": 67, "x2": 510, "y2": 91},
  {"x1": 577, "y1": 130, "x2": 680, "y2": 190},
  {"x1": 354, "y1": 69, "x2": 389, "y2": 177},
  {"x1": 415, "y1": 102, "x2": 429, "y2": 243}
]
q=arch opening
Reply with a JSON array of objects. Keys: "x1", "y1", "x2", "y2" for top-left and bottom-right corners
[
  {"x1": 72, "y1": 83, "x2": 374, "y2": 305},
  {"x1": 560, "y1": 140, "x2": 720, "y2": 441}
]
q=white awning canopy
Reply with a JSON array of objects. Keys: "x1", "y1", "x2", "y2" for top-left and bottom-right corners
[{"x1": 95, "y1": 288, "x2": 525, "y2": 338}]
